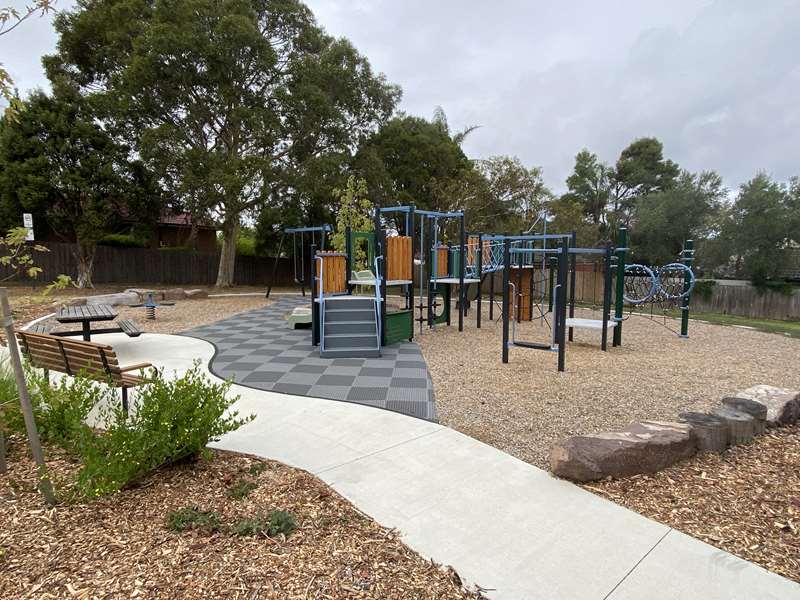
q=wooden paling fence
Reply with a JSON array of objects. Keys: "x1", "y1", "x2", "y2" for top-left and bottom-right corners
[{"x1": 0, "y1": 241, "x2": 293, "y2": 287}]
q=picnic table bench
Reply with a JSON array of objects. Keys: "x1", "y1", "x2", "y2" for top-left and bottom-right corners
[
  {"x1": 54, "y1": 304, "x2": 142, "y2": 341},
  {"x1": 16, "y1": 329, "x2": 153, "y2": 412}
]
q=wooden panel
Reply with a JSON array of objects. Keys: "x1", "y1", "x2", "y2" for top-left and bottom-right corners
[
  {"x1": 387, "y1": 236, "x2": 412, "y2": 281},
  {"x1": 435, "y1": 246, "x2": 449, "y2": 277},
  {"x1": 315, "y1": 252, "x2": 347, "y2": 295}
]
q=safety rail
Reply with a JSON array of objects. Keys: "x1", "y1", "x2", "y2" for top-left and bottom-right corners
[
  {"x1": 373, "y1": 255, "x2": 384, "y2": 349},
  {"x1": 315, "y1": 255, "x2": 327, "y2": 353}
]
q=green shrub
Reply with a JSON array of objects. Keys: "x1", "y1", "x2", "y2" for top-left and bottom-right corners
[
  {"x1": 0, "y1": 364, "x2": 105, "y2": 451},
  {"x1": 99, "y1": 233, "x2": 150, "y2": 248},
  {"x1": 232, "y1": 510, "x2": 295, "y2": 537},
  {"x1": 248, "y1": 462, "x2": 268, "y2": 476},
  {"x1": 166, "y1": 507, "x2": 223, "y2": 533},
  {"x1": 227, "y1": 477, "x2": 258, "y2": 500},
  {"x1": 73, "y1": 364, "x2": 252, "y2": 498},
  {"x1": 692, "y1": 279, "x2": 716, "y2": 302}
]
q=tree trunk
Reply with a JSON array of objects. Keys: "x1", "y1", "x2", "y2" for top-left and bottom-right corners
[
  {"x1": 74, "y1": 241, "x2": 96, "y2": 289},
  {"x1": 215, "y1": 218, "x2": 240, "y2": 288}
]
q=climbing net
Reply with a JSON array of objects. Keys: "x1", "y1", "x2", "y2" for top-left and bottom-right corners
[{"x1": 622, "y1": 262, "x2": 695, "y2": 333}]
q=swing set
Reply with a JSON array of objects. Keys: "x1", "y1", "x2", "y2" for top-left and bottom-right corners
[{"x1": 266, "y1": 225, "x2": 332, "y2": 298}]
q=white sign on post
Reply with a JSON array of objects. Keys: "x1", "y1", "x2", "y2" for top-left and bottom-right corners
[{"x1": 22, "y1": 213, "x2": 34, "y2": 241}]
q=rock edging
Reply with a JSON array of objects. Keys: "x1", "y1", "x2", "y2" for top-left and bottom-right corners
[{"x1": 550, "y1": 384, "x2": 800, "y2": 482}]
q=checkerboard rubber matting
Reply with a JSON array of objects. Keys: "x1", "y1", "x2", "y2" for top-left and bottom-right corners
[{"x1": 181, "y1": 296, "x2": 437, "y2": 421}]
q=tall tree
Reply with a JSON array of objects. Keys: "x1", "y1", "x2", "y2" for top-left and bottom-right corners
[
  {"x1": 48, "y1": 0, "x2": 399, "y2": 287},
  {"x1": 0, "y1": 88, "x2": 158, "y2": 287},
  {"x1": 632, "y1": 170, "x2": 725, "y2": 265},
  {"x1": 719, "y1": 173, "x2": 797, "y2": 283},
  {"x1": 354, "y1": 115, "x2": 472, "y2": 212},
  {"x1": 611, "y1": 137, "x2": 680, "y2": 226},
  {"x1": 565, "y1": 149, "x2": 611, "y2": 225}
]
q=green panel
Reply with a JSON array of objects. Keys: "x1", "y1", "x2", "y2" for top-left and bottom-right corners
[
  {"x1": 432, "y1": 283, "x2": 450, "y2": 326},
  {"x1": 348, "y1": 231, "x2": 375, "y2": 271},
  {"x1": 385, "y1": 310, "x2": 413, "y2": 345}
]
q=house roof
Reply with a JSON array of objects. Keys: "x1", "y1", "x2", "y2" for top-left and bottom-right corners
[{"x1": 157, "y1": 212, "x2": 218, "y2": 230}]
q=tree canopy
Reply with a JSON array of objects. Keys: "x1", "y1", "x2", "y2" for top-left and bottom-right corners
[{"x1": 47, "y1": 0, "x2": 400, "y2": 286}]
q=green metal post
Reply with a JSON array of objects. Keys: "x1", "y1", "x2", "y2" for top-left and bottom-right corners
[
  {"x1": 680, "y1": 239, "x2": 694, "y2": 338},
  {"x1": 612, "y1": 227, "x2": 627, "y2": 347}
]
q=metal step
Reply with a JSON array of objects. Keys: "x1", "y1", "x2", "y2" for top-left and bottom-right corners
[
  {"x1": 324, "y1": 307, "x2": 376, "y2": 322},
  {"x1": 320, "y1": 346, "x2": 381, "y2": 359},
  {"x1": 324, "y1": 297, "x2": 375, "y2": 310},
  {"x1": 323, "y1": 332, "x2": 379, "y2": 349},
  {"x1": 324, "y1": 320, "x2": 377, "y2": 335}
]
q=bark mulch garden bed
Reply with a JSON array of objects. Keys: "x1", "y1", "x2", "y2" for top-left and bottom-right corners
[
  {"x1": 586, "y1": 425, "x2": 800, "y2": 583},
  {"x1": 0, "y1": 441, "x2": 486, "y2": 599}
]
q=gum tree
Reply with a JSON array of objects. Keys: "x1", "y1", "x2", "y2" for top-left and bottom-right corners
[{"x1": 48, "y1": 0, "x2": 399, "y2": 287}]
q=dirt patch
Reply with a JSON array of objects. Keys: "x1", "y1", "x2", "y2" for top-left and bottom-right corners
[
  {"x1": 586, "y1": 425, "x2": 800, "y2": 583},
  {"x1": 0, "y1": 441, "x2": 486, "y2": 599}
]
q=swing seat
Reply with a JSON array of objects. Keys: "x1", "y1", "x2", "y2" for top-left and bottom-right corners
[{"x1": 565, "y1": 318, "x2": 617, "y2": 330}]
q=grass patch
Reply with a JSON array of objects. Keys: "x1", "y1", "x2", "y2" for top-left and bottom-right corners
[
  {"x1": 227, "y1": 477, "x2": 258, "y2": 500},
  {"x1": 689, "y1": 313, "x2": 800, "y2": 339},
  {"x1": 166, "y1": 507, "x2": 223, "y2": 533}
]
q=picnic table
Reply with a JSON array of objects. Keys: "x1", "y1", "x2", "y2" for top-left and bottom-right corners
[{"x1": 53, "y1": 304, "x2": 138, "y2": 342}]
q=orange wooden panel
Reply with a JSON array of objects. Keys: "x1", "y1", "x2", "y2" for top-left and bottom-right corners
[
  {"x1": 436, "y1": 247, "x2": 448, "y2": 277},
  {"x1": 387, "y1": 236, "x2": 412, "y2": 281},
  {"x1": 315, "y1": 252, "x2": 347, "y2": 295}
]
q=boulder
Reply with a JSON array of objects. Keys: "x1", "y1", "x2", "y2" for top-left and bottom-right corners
[
  {"x1": 678, "y1": 412, "x2": 729, "y2": 452},
  {"x1": 86, "y1": 292, "x2": 140, "y2": 306},
  {"x1": 734, "y1": 385, "x2": 800, "y2": 426},
  {"x1": 163, "y1": 288, "x2": 188, "y2": 301},
  {"x1": 185, "y1": 289, "x2": 209, "y2": 299},
  {"x1": 53, "y1": 296, "x2": 87, "y2": 308},
  {"x1": 711, "y1": 406, "x2": 755, "y2": 446},
  {"x1": 550, "y1": 421, "x2": 696, "y2": 482},
  {"x1": 125, "y1": 288, "x2": 164, "y2": 302},
  {"x1": 721, "y1": 397, "x2": 767, "y2": 435}
]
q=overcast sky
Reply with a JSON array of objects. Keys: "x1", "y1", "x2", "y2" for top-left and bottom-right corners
[{"x1": 2, "y1": 0, "x2": 798, "y2": 193}]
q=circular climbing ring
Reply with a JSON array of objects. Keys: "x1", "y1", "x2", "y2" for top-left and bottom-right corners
[
  {"x1": 655, "y1": 262, "x2": 695, "y2": 301},
  {"x1": 623, "y1": 264, "x2": 658, "y2": 305}
]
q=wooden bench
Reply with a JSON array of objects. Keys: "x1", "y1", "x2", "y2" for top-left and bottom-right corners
[
  {"x1": 16, "y1": 330, "x2": 154, "y2": 413},
  {"x1": 116, "y1": 319, "x2": 142, "y2": 337}
]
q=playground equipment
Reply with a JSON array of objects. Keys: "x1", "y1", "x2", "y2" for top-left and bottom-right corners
[
  {"x1": 292, "y1": 204, "x2": 695, "y2": 364},
  {"x1": 266, "y1": 224, "x2": 332, "y2": 298},
  {"x1": 621, "y1": 240, "x2": 696, "y2": 338}
]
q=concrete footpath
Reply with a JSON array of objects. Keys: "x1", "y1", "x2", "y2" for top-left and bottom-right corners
[{"x1": 104, "y1": 332, "x2": 799, "y2": 600}]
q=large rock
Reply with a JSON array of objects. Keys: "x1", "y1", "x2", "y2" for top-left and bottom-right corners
[
  {"x1": 721, "y1": 397, "x2": 767, "y2": 435},
  {"x1": 734, "y1": 385, "x2": 800, "y2": 426},
  {"x1": 86, "y1": 292, "x2": 140, "y2": 306},
  {"x1": 163, "y1": 288, "x2": 188, "y2": 301},
  {"x1": 550, "y1": 421, "x2": 696, "y2": 482},
  {"x1": 711, "y1": 406, "x2": 755, "y2": 445},
  {"x1": 678, "y1": 412, "x2": 729, "y2": 452},
  {"x1": 53, "y1": 296, "x2": 87, "y2": 308},
  {"x1": 125, "y1": 288, "x2": 163, "y2": 302},
  {"x1": 185, "y1": 289, "x2": 209, "y2": 299}
]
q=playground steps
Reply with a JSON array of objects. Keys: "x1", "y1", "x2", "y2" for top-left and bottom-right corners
[{"x1": 321, "y1": 296, "x2": 380, "y2": 358}]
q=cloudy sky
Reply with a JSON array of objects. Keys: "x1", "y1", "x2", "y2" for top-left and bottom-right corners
[{"x1": 2, "y1": 0, "x2": 798, "y2": 192}]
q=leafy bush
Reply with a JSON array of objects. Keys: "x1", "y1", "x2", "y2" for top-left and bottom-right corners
[
  {"x1": 692, "y1": 279, "x2": 716, "y2": 302},
  {"x1": 99, "y1": 233, "x2": 150, "y2": 248},
  {"x1": 227, "y1": 477, "x2": 258, "y2": 500},
  {"x1": 166, "y1": 507, "x2": 223, "y2": 533},
  {"x1": 232, "y1": 510, "x2": 295, "y2": 537},
  {"x1": 73, "y1": 364, "x2": 252, "y2": 498},
  {"x1": 0, "y1": 365, "x2": 102, "y2": 451},
  {"x1": 0, "y1": 359, "x2": 253, "y2": 500}
]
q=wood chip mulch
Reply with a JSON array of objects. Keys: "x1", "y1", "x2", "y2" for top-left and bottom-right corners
[
  {"x1": 586, "y1": 425, "x2": 800, "y2": 583},
  {"x1": 0, "y1": 441, "x2": 487, "y2": 599}
]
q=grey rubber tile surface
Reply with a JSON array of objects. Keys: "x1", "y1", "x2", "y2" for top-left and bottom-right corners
[{"x1": 182, "y1": 296, "x2": 437, "y2": 421}]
